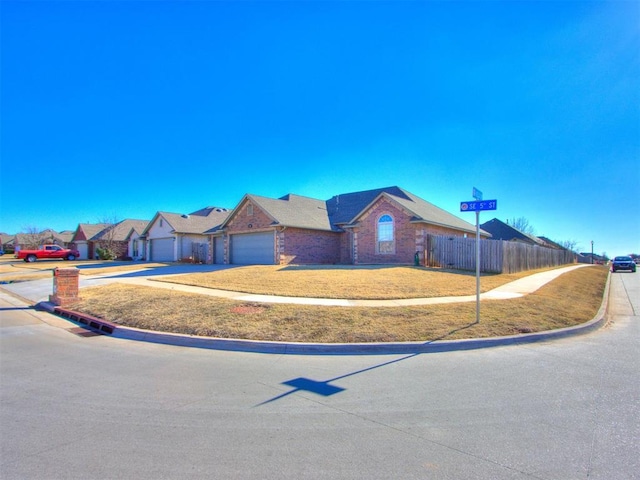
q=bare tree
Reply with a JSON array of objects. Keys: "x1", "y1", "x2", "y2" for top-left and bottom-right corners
[
  {"x1": 558, "y1": 239, "x2": 579, "y2": 252},
  {"x1": 95, "y1": 215, "x2": 120, "y2": 260},
  {"x1": 507, "y1": 217, "x2": 535, "y2": 235},
  {"x1": 20, "y1": 226, "x2": 54, "y2": 249}
]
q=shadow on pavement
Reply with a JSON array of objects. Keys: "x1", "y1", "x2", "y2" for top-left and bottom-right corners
[{"x1": 256, "y1": 322, "x2": 479, "y2": 406}]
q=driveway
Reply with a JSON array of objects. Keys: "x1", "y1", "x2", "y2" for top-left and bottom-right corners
[{"x1": 0, "y1": 271, "x2": 638, "y2": 479}]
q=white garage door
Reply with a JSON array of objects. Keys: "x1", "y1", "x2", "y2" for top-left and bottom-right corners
[
  {"x1": 151, "y1": 238, "x2": 174, "y2": 262},
  {"x1": 230, "y1": 232, "x2": 274, "y2": 265},
  {"x1": 76, "y1": 243, "x2": 88, "y2": 260}
]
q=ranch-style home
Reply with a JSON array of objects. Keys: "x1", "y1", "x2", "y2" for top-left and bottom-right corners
[
  {"x1": 143, "y1": 207, "x2": 230, "y2": 262},
  {"x1": 71, "y1": 220, "x2": 149, "y2": 260},
  {"x1": 209, "y1": 186, "x2": 488, "y2": 265}
]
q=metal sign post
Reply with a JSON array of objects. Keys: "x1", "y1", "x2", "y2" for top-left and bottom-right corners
[{"x1": 461, "y1": 190, "x2": 497, "y2": 323}]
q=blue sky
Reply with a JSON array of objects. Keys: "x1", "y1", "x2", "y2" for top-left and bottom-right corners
[{"x1": 1, "y1": 0, "x2": 638, "y2": 256}]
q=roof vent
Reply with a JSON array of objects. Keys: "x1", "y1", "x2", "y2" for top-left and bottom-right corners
[{"x1": 181, "y1": 214, "x2": 189, "y2": 219}]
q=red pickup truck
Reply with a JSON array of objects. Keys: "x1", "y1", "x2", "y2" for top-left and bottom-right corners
[{"x1": 16, "y1": 245, "x2": 80, "y2": 262}]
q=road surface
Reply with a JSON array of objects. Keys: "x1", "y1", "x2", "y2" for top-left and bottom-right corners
[{"x1": 1, "y1": 272, "x2": 638, "y2": 479}]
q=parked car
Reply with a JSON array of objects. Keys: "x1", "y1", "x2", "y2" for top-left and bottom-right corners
[{"x1": 611, "y1": 256, "x2": 637, "y2": 273}]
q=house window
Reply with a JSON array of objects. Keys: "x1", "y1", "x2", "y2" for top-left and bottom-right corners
[
  {"x1": 159, "y1": 219, "x2": 164, "y2": 227},
  {"x1": 247, "y1": 204, "x2": 254, "y2": 216},
  {"x1": 377, "y1": 214, "x2": 394, "y2": 254}
]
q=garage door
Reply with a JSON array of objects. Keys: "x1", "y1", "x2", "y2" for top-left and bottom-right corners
[
  {"x1": 150, "y1": 238, "x2": 174, "y2": 262},
  {"x1": 76, "y1": 243, "x2": 88, "y2": 260},
  {"x1": 230, "y1": 232, "x2": 274, "y2": 265}
]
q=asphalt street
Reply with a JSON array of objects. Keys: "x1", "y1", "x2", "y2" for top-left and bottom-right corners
[{"x1": 0, "y1": 271, "x2": 638, "y2": 479}]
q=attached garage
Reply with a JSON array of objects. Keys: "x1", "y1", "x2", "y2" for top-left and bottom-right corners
[
  {"x1": 150, "y1": 238, "x2": 174, "y2": 262},
  {"x1": 230, "y1": 232, "x2": 274, "y2": 265}
]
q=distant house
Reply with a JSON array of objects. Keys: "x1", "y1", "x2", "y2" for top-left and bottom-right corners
[
  {"x1": 143, "y1": 207, "x2": 230, "y2": 262},
  {"x1": 71, "y1": 220, "x2": 149, "y2": 260},
  {"x1": 91, "y1": 219, "x2": 150, "y2": 260},
  {"x1": 13, "y1": 229, "x2": 73, "y2": 251},
  {"x1": 71, "y1": 224, "x2": 110, "y2": 260},
  {"x1": 580, "y1": 252, "x2": 607, "y2": 265},
  {"x1": 479, "y1": 218, "x2": 546, "y2": 246},
  {"x1": 537, "y1": 236, "x2": 563, "y2": 249},
  {"x1": 212, "y1": 186, "x2": 485, "y2": 265},
  {"x1": 0, "y1": 233, "x2": 15, "y2": 253}
]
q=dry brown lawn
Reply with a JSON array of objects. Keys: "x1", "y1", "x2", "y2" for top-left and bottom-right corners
[
  {"x1": 70, "y1": 265, "x2": 609, "y2": 343},
  {"x1": 160, "y1": 264, "x2": 563, "y2": 299}
]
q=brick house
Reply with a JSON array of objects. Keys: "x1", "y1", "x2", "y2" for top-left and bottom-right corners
[
  {"x1": 71, "y1": 224, "x2": 110, "y2": 260},
  {"x1": 211, "y1": 186, "x2": 486, "y2": 265},
  {"x1": 71, "y1": 220, "x2": 149, "y2": 260}
]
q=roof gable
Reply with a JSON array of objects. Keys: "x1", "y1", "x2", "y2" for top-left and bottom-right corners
[
  {"x1": 222, "y1": 194, "x2": 333, "y2": 231},
  {"x1": 479, "y1": 218, "x2": 544, "y2": 245},
  {"x1": 72, "y1": 224, "x2": 110, "y2": 242},
  {"x1": 92, "y1": 219, "x2": 150, "y2": 242},
  {"x1": 329, "y1": 186, "x2": 482, "y2": 235},
  {"x1": 145, "y1": 207, "x2": 229, "y2": 235}
]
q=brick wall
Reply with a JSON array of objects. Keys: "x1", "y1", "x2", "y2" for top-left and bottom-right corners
[
  {"x1": 226, "y1": 201, "x2": 274, "y2": 233},
  {"x1": 279, "y1": 228, "x2": 341, "y2": 265},
  {"x1": 354, "y1": 200, "x2": 416, "y2": 264}
]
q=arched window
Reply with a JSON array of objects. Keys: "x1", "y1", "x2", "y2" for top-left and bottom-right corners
[{"x1": 377, "y1": 214, "x2": 394, "y2": 254}]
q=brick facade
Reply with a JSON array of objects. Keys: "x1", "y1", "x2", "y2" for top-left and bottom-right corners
[
  {"x1": 352, "y1": 200, "x2": 416, "y2": 264},
  {"x1": 279, "y1": 228, "x2": 340, "y2": 265}
]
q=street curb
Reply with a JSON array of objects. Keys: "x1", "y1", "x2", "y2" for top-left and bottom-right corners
[{"x1": 37, "y1": 271, "x2": 612, "y2": 355}]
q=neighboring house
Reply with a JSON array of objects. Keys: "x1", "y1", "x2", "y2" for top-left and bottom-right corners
[
  {"x1": 0, "y1": 233, "x2": 15, "y2": 253},
  {"x1": 13, "y1": 229, "x2": 73, "y2": 251},
  {"x1": 212, "y1": 186, "x2": 486, "y2": 265},
  {"x1": 126, "y1": 223, "x2": 148, "y2": 261},
  {"x1": 479, "y1": 218, "x2": 546, "y2": 246},
  {"x1": 71, "y1": 220, "x2": 149, "y2": 260},
  {"x1": 71, "y1": 224, "x2": 110, "y2": 259},
  {"x1": 91, "y1": 219, "x2": 150, "y2": 260},
  {"x1": 143, "y1": 207, "x2": 230, "y2": 262},
  {"x1": 580, "y1": 252, "x2": 607, "y2": 265},
  {"x1": 537, "y1": 236, "x2": 563, "y2": 249}
]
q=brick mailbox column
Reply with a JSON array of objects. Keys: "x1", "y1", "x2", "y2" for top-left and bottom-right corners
[{"x1": 49, "y1": 268, "x2": 80, "y2": 306}]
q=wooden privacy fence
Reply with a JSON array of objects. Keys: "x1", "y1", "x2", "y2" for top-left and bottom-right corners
[
  {"x1": 190, "y1": 242, "x2": 209, "y2": 264},
  {"x1": 424, "y1": 235, "x2": 576, "y2": 274}
]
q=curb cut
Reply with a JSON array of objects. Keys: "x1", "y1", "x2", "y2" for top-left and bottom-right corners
[{"x1": 38, "y1": 272, "x2": 612, "y2": 355}]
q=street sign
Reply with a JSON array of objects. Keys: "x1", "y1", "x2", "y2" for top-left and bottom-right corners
[
  {"x1": 472, "y1": 187, "x2": 483, "y2": 201},
  {"x1": 460, "y1": 200, "x2": 497, "y2": 212}
]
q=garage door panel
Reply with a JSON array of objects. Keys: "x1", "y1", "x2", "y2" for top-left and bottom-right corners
[
  {"x1": 151, "y1": 238, "x2": 174, "y2": 262},
  {"x1": 231, "y1": 232, "x2": 274, "y2": 265},
  {"x1": 77, "y1": 243, "x2": 88, "y2": 260}
]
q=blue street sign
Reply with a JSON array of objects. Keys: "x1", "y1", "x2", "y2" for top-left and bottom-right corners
[
  {"x1": 460, "y1": 200, "x2": 498, "y2": 212},
  {"x1": 472, "y1": 187, "x2": 483, "y2": 200}
]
